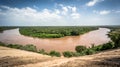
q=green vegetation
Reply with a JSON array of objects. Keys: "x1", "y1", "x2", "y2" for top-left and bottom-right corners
[
  {"x1": 0, "y1": 27, "x2": 17, "y2": 32},
  {"x1": 19, "y1": 26, "x2": 98, "y2": 38},
  {"x1": 0, "y1": 43, "x2": 37, "y2": 52},
  {"x1": 63, "y1": 51, "x2": 81, "y2": 57},
  {"x1": 21, "y1": 44, "x2": 37, "y2": 52},
  {"x1": 38, "y1": 49, "x2": 48, "y2": 55},
  {"x1": 62, "y1": 51, "x2": 74, "y2": 57},
  {"x1": 75, "y1": 45, "x2": 87, "y2": 53},
  {"x1": 62, "y1": 27, "x2": 120, "y2": 57},
  {"x1": 0, "y1": 42, "x2": 61, "y2": 57},
  {"x1": 49, "y1": 50, "x2": 61, "y2": 57},
  {"x1": 62, "y1": 42, "x2": 115, "y2": 57},
  {"x1": 83, "y1": 49, "x2": 96, "y2": 55},
  {"x1": 108, "y1": 29, "x2": 120, "y2": 48},
  {"x1": 0, "y1": 26, "x2": 120, "y2": 58},
  {"x1": 6, "y1": 44, "x2": 23, "y2": 49}
]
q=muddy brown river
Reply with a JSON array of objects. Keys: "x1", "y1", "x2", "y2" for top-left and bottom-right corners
[{"x1": 0, "y1": 28, "x2": 110, "y2": 52}]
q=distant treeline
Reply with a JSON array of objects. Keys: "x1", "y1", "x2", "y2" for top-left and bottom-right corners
[
  {"x1": 0, "y1": 27, "x2": 17, "y2": 32},
  {"x1": 19, "y1": 26, "x2": 98, "y2": 38}
]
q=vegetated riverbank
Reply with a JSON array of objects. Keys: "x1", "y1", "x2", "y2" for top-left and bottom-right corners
[
  {"x1": 19, "y1": 26, "x2": 98, "y2": 38},
  {"x1": 0, "y1": 27, "x2": 17, "y2": 32},
  {"x1": 0, "y1": 27, "x2": 119, "y2": 57},
  {"x1": 0, "y1": 27, "x2": 110, "y2": 52}
]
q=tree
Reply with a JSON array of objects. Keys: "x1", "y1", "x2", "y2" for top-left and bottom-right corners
[
  {"x1": 75, "y1": 45, "x2": 87, "y2": 53},
  {"x1": 108, "y1": 31, "x2": 120, "y2": 48},
  {"x1": 101, "y1": 42, "x2": 114, "y2": 50},
  {"x1": 71, "y1": 30, "x2": 79, "y2": 35}
]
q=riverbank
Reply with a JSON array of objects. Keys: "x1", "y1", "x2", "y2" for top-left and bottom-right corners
[{"x1": 0, "y1": 28, "x2": 110, "y2": 52}]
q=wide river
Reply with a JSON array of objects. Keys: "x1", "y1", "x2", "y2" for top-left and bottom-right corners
[{"x1": 0, "y1": 28, "x2": 111, "y2": 52}]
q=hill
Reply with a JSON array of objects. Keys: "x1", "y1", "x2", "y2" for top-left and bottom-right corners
[
  {"x1": 0, "y1": 46, "x2": 120, "y2": 67},
  {"x1": 0, "y1": 46, "x2": 58, "y2": 67}
]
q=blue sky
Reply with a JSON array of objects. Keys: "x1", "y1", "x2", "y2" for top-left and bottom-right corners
[{"x1": 0, "y1": 0, "x2": 120, "y2": 26}]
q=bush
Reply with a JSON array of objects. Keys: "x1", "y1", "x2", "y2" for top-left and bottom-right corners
[
  {"x1": 63, "y1": 51, "x2": 73, "y2": 57},
  {"x1": 38, "y1": 49, "x2": 48, "y2": 55},
  {"x1": 71, "y1": 52, "x2": 81, "y2": 57},
  {"x1": 6, "y1": 44, "x2": 23, "y2": 49},
  {"x1": 21, "y1": 44, "x2": 37, "y2": 52},
  {"x1": 84, "y1": 49, "x2": 96, "y2": 55},
  {"x1": 108, "y1": 29, "x2": 120, "y2": 48},
  {"x1": 101, "y1": 42, "x2": 114, "y2": 50},
  {"x1": 90, "y1": 45, "x2": 103, "y2": 51},
  {"x1": 49, "y1": 50, "x2": 61, "y2": 57},
  {"x1": 75, "y1": 45, "x2": 87, "y2": 53},
  {"x1": 0, "y1": 42, "x2": 6, "y2": 46}
]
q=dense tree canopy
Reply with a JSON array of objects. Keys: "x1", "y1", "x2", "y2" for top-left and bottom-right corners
[{"x1": 19, "y1": 26, "x2": 98, "y2": 38}]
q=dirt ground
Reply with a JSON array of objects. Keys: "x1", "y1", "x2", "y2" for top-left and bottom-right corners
[{"x1": 0, "y1": 46, "x2": 120, "y2": 67}]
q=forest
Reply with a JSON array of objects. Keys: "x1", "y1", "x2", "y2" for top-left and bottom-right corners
[{"x1": 19, "y1": 26, "x2": 98, "y2": 38}]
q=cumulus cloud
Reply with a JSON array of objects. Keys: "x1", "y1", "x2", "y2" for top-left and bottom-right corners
[
  {"x1": 99, "y1": 10, "x2": 110, "y2": 15},
  {"x1": 86, "y1": 0, "x2": 104, "y2": 7},
  {"x1": 0, "y1": 6, "x2": 63, "y2": 26},
  {"x1": 93, "y1": 10, "x2": 111, "y2": 15},
  {"x1": 61, "y1": 6, "x2": 68, "y2": 15},
  {"x1": 0, "y1": 5, "x2": 81, "y2": 26},
  {"x1": 58, "y1": 4, "x2": 80, "y2": 19},
  {"x1": 71, "y1": 13, "x2": 80, "y2": 19}
]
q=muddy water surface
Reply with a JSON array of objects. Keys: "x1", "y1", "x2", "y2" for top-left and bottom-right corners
[{"x1": 0, "y1": 28, "x2": 110, "y2": 52}]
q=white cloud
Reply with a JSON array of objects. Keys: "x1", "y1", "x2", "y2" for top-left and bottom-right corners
[
  {"x1": 61, "y1": 6, "x2": 68, "y2": 15},
  {"x1": 0, "y1": 5, "x2": 81, "y2": 26},
  {"x1": 71, "y1": 13, "x2": 80, "y2": 19},
  {"x1": 68, "y1": 6, "x2": 77, "y2": 12},
  {"x1": 57, "y1": 4, "x2": 80, "y2": 19},
  {"x1": 54, "y1": 9, "x2": 60, "y2": 14},
  {"x1": 86, "y1": 0, "x2": 104, "y2": 7},
  {"x1": 0, "y1": 6, "x2": 62, "y2": 24},
  {"x1": 115, "y1": 10, "x2": 120, "y2": 13},
  {"x1": 93, "y1": 10, "x2": 111, "y2": 15},
  {"x1": 99, "y1": 10, "x2": 110, "y2": 15}
]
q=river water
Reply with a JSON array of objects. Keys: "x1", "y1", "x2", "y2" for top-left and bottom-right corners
[{"x1": 0, "y1": 28, "x2": 111, "y2": 52}]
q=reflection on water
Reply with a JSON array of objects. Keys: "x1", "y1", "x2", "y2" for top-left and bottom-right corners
[{"x1": 0, "y1": 28, "x2": 111, "y2": 52}]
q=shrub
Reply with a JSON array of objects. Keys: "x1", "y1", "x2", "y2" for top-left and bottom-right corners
[
  {"x1": 75, "y1": 45, "x2": 87, "y2": 53},
  {"x1": 101, "y1": 42, "x2": 114, "y2": 50},
  {"x1": 21, "y1": 44, "x2": 37, "y2": 52},
  {"x1": 90, "y1": 45, "x2": 103, "y2": 51},
  {"x1": 0, "y1": 42, "x2": 6, "y2": 46},
  {"x1": 7, "y1": 44, "x2": 23, "y2": 49},
  {"x1": 49, "y1": 50, "x2": 61, "y2": 57},
  {"x1": 63, "y1": 51, "x2": 73, "y2": 57},
  {"x1": 71, "y1": 52, "x2": 81, "y2": 57},
  {"x1": 38, "y1": 49, "x2": 48, "y2": 55},
  {"x1": 108, "y1": 30, "x2": 120, "y2": 48},
  {"x1": 84, "y1": 49, "x2": 96, "y2": 55}
]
